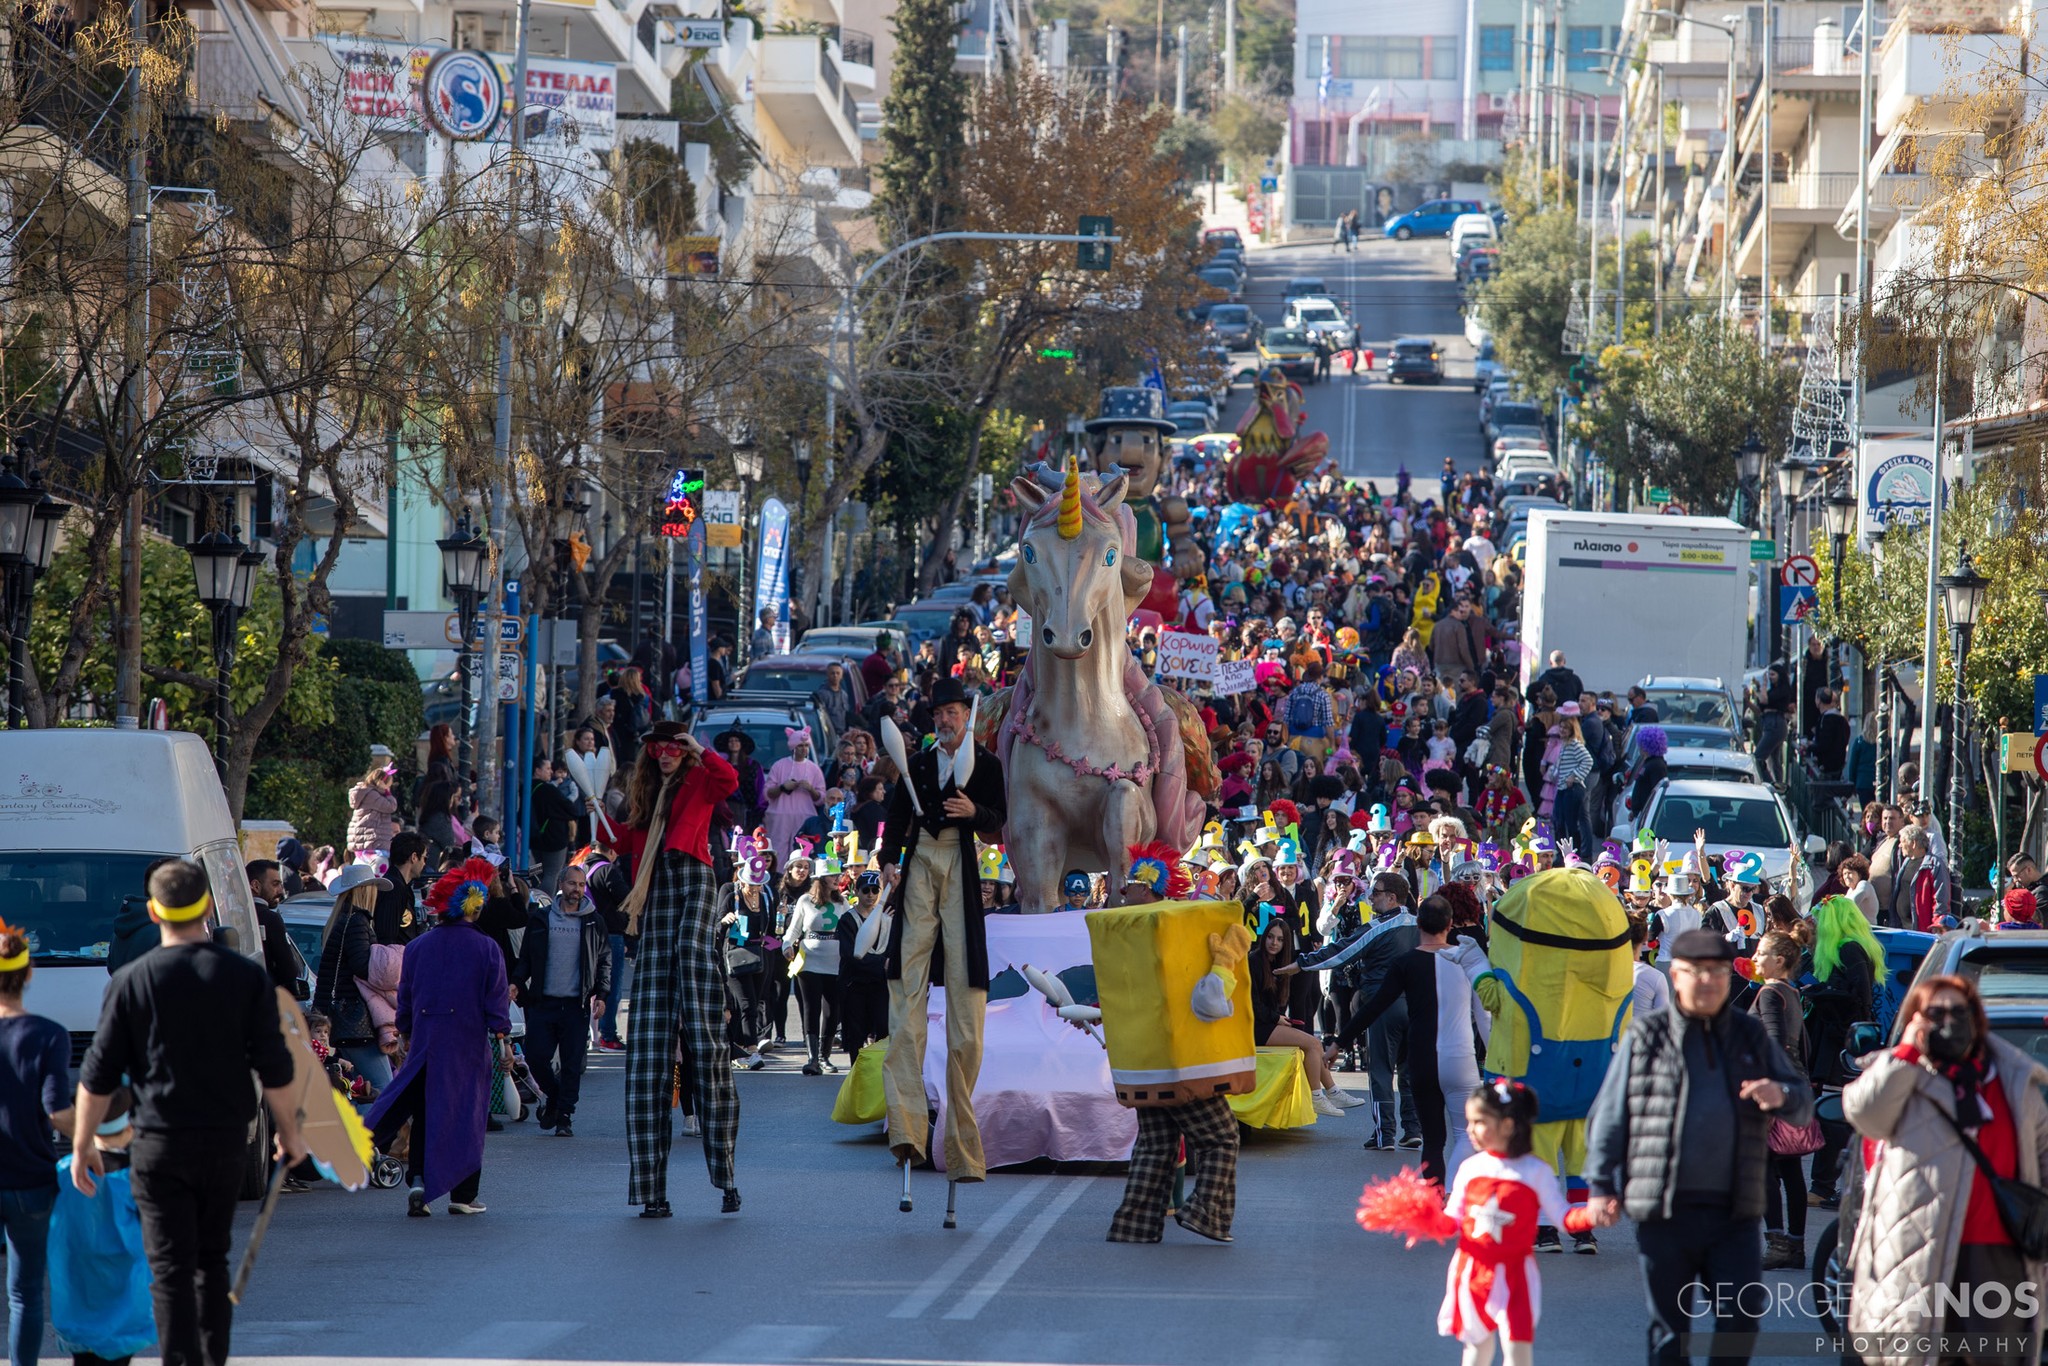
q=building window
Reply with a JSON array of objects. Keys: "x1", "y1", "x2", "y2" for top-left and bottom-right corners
[
  {"x1": 1333, "y1": 35, "x2": 1424, "y2": 80},
  {"x1": 1430, "y1": 37, "x2": 1459, "y2": 79},
  {"x1": 1566, "y1": 26, "x2": 1606, "y2": 72},
  {"x1": 1479, "y1": 25, "x2": 1514, "y2": 71},
  {"x1": 1844, "y1": 2, "x2": 1890, "y2": 51}
]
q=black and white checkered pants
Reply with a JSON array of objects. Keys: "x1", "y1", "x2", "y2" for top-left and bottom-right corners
[
  {"x1": 1107, "y1": 1095, "x2": 1238, "y2": 1243},
  {"x1": 626, "y1": 852, "x2": 737, "y2": 1202}
]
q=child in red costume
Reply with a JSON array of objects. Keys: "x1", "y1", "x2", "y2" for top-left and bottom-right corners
[{"x1": 1358, "y1": 1078, "x2": 1593, "y2": 1366}]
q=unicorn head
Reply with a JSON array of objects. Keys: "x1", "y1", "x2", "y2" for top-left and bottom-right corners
[{"x1": 1009, "y1": 456, "x2": 1143, "y2": 660}]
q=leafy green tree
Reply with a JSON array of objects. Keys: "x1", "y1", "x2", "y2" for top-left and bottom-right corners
[
  {"x1": 874, "y1": 0, "x2": 970, "y2": 240},
  {"x1": 1211, "y1": 95, "x2": 1283, "y2": 180},
  {"x1": 1475, "y1": 208, "x2": 1584, "y2": 409},
  {"x1": 1157, "y1": 115, "x2": 1222, "y2": 182}
]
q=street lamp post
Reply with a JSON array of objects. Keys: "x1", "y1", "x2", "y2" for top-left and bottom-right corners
[
  {"x1": 732, "y1": 431, "x2": 763, "y2": 666},
  {"x1": 187, "y1": 523, "x2": 259, "y2": 771},
  {"x1": 1938, "y1": 545, "x2": 1988, "y2": 845},
  {"x1": 1775, "y1": 458, "x2": 1811, "y2": 743},
  {"x1": 1873, "y1": 511, "x2": 1893, "y2": 802},
  {"x1": 0, "y1": 449, "x2": 69, "y2": 729},
  {"x1": 438, "y1": 513, "x2": 489, "y2": 780}
]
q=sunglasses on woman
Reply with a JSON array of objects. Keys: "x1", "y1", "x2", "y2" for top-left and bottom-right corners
[{"x1": 649, "y1": 741, "x2": 685, "y2": 759}]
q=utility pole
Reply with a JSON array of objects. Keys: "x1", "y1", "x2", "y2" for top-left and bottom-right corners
[
  {"x1": 1523, "y1": 0, "x2": 1539, "y2": 204},
  {"x1": 1918, "y1": 337, "x2": 1944, "y2": 791},
  {"x1": 1653, "y1": 61, "x2": 1665, "y2": 333},
  {"x1": 1551, "y1": 1, "x2": 1566, "y2": 180},
  {"x1": 479, "y1": 0, "x2": 534, "y2": 822},
  {"x1": 1759, "y1": 1, "x2": 1773, "y2": 352},
  {"x1": 1614, "y1": 75, "x2": 1627, "y2": 338},
  {"x1": 1851, "y1": 0, "x2": 1874, "y2": 461},
  {"x1": 115, "y1": 0, "x2": 149, "y2": 728},
  {"x1": 1721, "y1": 22, "x2": 1736, "y2": 319},
  {"x1": 1175, "y1": 24, "x2": 1188, "y2": 114},
  {"x1": 1223, "y1": 0, "x2": 1235, "y2": 94},
  {"x1": 1154, "y1": 0, "x2": 1164, "y2": 105}
]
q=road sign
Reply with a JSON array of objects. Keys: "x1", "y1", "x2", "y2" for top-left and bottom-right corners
[
  {"x1": 1647, "y1": 487, "x2": 1671, "y2": 504},
  {"x1": 2036, "y1": 674, "x2": 2048, "y2": 734},
  {"x1": 445, "y1": 615, "x2": 523, "y2": 647},
  {"x1": 1781, "y1": 555, "x2": 1819, "y2": 588},
  {"x1": 382, "y1": 610, "x2": 451, "y2": 650},
  {"x1": 1779, "y1": 584, "x2": 1818, "y2": 625},
  {"x1": 1076, "y1": 215, "x2": 1113, "y2": 271},
  {"x1": 1750, "y1": 539, "x2": 1777, "y2": 562},
  {"x1": 462, "y1": 649, "x2": 523, "y2": 703},
  {"x1": 1259, "y1": 176, "x2": 1278, "y2": 193}
]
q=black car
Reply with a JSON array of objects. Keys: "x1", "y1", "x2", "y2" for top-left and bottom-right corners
[
  {"x1": 1196, "y1": 265, "x2": 1242, "y2": 301},
  {"x1": 1206, "y1": 303, "x2": 1260, "y2": 348},
  {"x1": 1282, "y1": 276, "x2": 1329, "y2": 301},
  {"x1": 1387, "y1": 337, "x2": 1443, "y2": 384}
]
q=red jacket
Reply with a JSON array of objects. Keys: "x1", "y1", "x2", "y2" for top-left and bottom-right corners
[{"x1": 616, "y1": 750, "x2": 739, "y2": 872}]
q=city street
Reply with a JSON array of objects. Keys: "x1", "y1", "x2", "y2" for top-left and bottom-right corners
[
  {"x1": 1221, "y1": 236, "x2": 1485, "y2": 481},
  {"x1": 223, "y1": 1045, "x2": 1664, "y2": 1365}
]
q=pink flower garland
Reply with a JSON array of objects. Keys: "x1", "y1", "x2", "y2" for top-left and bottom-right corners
[{"x1": 1015, "y1": 711, "x2": 1160, "y2": 787}]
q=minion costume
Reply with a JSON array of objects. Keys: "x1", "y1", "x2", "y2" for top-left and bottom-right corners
[
  {"x1": 1453, "y1": 867, "x2": 1632, "y2": 1234},
  {"x1": 1088, "y1": 901, "x2": 1255, "y2": 1243}
]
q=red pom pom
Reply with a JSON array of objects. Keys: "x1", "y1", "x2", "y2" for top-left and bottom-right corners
[{"x1": 1355, "y1": 1167, "x2": 1458, "y2": 1247}]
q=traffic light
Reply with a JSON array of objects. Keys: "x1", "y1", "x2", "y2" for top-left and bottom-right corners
[{"x1": 1077, "y1": 214, "x2": 1113, "y2": 271}]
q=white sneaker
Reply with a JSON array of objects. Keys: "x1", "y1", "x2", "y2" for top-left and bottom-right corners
[
  {"x1": 1312, "y1": 1090, "x2": 1347, "y2": 1118},
  {"x1": 682, "y1": 1114, "x2": 701, "y2": 1137},
  {"x1": 448, "y1": 1200, "x2": 487, "y2": 1215},
  {"x1": 1329, "y1": 1087, "x2": 1370, "y2": 1109}
]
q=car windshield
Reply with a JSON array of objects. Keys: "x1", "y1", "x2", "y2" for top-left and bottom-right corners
[
  {"x1": 1991, "y1": 1020, "x2": 2048, "y2": 1086},
  {"x1": 1669, "y1": 762, "x2": 1752, "y2": 782},
  {"x1": 1198, "y1": 269, "x2": 1235, "y2": 286},
  {"x1": 1265, "y1": 329, "x2": 1309, "y2": 347},
  {"x1": 1172, "y1": 416, "x2": 1206, "y2": 434},
  {"x1": 1644, "y1": 689, "x2": 1737, "y2": 728},
  {"x1": 1289, "y1": 281, "x2": 1326, "y2": 295},
  {"x1": 736, "y1": 667, "x2": 830, "y2": 694},
  {"x1": 694, "y1": 720, "x2": 797, "y2": 767},
  {"x1": 1648, "y1": 795, "x2": 1791, "y2": 847},
  {"x1": 1297, "y1": 306, "x2": 1341, "y2": 324},
  {"x1": 1494, "y1": 402, "x2": 1541, "y2": 425},
  {"x1": 1960, "y1": 951, "x2": 2048, "y2": 1000},
  {"x1": 1211, "y1": 306, "x2": 1248, "y2": 323},
  {"x1": 0, "y1": 852, "x2": 163, "y2": 964}
]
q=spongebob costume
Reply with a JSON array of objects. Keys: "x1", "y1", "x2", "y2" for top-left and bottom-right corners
[
  {"x1": 1088, "y1": 901, "x2": 1255, "y2": 1243},
  {"x1": 1457, "y1": 867, "x2": 1632, "y2": 1202}
]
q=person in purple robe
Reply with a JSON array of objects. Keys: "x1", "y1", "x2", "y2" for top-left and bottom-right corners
[{"x1": 367, "y1": 855, "x2": 512, "y2": 1217}]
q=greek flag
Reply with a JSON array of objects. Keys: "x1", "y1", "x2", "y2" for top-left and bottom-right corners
[{"x1": 1318, "y1": 55, "x2": 1332, "y2": 103}]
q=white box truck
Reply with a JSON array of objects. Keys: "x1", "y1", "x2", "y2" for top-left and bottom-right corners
[{"x1": 1520, "y1": 511, "x2": 1752, "y2": 697}]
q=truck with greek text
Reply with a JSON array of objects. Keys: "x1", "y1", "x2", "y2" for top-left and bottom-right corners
[{"x1": 1519, "y1": 511, "x2": 1752, "y2": 698}]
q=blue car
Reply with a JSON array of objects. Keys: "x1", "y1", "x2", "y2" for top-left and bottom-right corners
[{"x1": 1382, "y1": 197, "x2": 1485, "y2": 240}]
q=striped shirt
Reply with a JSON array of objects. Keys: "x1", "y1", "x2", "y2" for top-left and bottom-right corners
[{"x1": 1552, "y1": 740, "x2": 1595, "y2": 787}]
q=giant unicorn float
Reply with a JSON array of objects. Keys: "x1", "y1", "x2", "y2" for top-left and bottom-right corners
[{"x1": 978, "y1": 457, "x2": 1218, "y2": 909}]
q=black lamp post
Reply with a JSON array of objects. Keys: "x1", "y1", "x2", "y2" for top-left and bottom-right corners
[
  {"x1": 1873, "y1": 510, "x2": 1894, "y2": 803},
  {"x1": 0, "y1": 449, "x2": 69, "y2": 728},
  {"x1": 1822, "y1": 490, "x2": 1857, "y2": 617},
  {"x1": 187, "y1": 523, "x2": 259, "y2": 769},
  {"x1": 1938, "y1": 544, "x2": 1989, "y2": 841},
  {"x1": 1736, "y1": 438, "x2": 1764, "y2": 525},
  {"x1": 732, "y1": 429, "x2": 763, "y2": 664},
  {"x1": 438, "y1": 512, "x2": 489, "y2": 776}
]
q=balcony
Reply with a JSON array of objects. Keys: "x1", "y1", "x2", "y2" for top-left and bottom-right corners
[
  {"x1": 834, "y1": 27, "x2": 875, "y2": 91},
  {"x1": 1835, "y1": 172, "x2": 1935, "y2": 238},
  {"x1": 755, "y1": 31, "x2": 862, "y2": 167},
  {"x1": 1875, "y1": 28, "x2": 2018, "y2": 135},
  {"x1": 450, "y1": 0, "x2": 671, "y2": 108},
  {"x1": 779, "y1": 0, "x2": 846, "y2": 26}
]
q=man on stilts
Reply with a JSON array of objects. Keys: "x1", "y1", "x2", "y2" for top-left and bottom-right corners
[{"x1": 878, "y1": 677, "x2": 1006, "y2": 1225}]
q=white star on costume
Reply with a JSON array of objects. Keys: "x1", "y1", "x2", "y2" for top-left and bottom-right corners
[{"x1": 1466, "y1": 1194, "x2": 1517, "y2": 1241}]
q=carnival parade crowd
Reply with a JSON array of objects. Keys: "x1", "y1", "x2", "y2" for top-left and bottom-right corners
[{"x1": 0, "y1": 428, "x2": 2046, "y2": 1366}]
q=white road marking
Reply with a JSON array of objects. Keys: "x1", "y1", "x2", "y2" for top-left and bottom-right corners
[
  {"x1": 702, "y1": 1324, "x2": 837, "y2": 1363},
  {"x1": 448, "y1": 1321, "x2": 583, "y2": 1356},
  {"x1": 885, "y1": 1175, "x2": 1051, "y2": 1320},
  {"x1": 940, "y1": 1175, "x2": 1095, "y2": 1321}
]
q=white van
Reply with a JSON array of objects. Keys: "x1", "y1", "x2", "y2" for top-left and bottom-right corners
[{"x1": 1449, "y1": 212, "x2": 1498, "y2": 260}]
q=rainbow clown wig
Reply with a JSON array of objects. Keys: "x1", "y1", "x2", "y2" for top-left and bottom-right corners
[
  {"x1": 1126, "y1": 842, "x2": 1192, "y2": 900},
  {"x1": 426, "y1": 857, "x2": 500, "y2": 923}
]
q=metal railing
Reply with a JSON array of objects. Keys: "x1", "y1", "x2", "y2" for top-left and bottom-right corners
[
  {"x1": 835, "y1": 26, "x2": 874, "y2": 66},
  {"x1": 13, "y1": 20, "x2": 126, "y2": 176},
  {"x1": 1781, "y1": 170, "x2": 1860, "y2": 210}
]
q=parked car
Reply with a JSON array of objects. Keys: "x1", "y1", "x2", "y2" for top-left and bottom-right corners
[
  {"x1": 1205, "y1": 247, "x2": 1247, "y2": 277},
  {"x1": 890, "y1": 599, "x2": 974, "y2": 654},
  {"x1": 1202, "y1": 227, "x2": 1243, "y2": 252},
  {"x1": 1486, "y1": 399, "x2": 1544, "y2": 446},
  {"x1": 1165, "y1": 401, "x2": 1213, "y2": 436},
  {"x1": 796, "y1": 622, "x2": 906, "y2": 658},
  {"x1": 1607, "y1": 737, "x2": 1761, "y2": 832},
  {"x1": 1282, "y1": 296, "x2": 1357, "y2": 350},
  {"x1": 1635, "y1": 675, "x2": 1744, "y2": 737},
  {"x1": 691, "y1": 700, "x2": 822, "y2": 771},
  {"x1": 1612, "y1": 777, "x2": 1822, "y2": 908},
  {"x1": 1387, "y1": 337, "x2": 1444, "y2": 384},
  {"x1": 1447, "y1": 212, "x2": 1498, "y2": 259},
  {"x1": 1196, "y1": 265, "x2": 1242, "y2": 300},
  {"x1": 1206, "y1": 303, "x2": 1261, "y2": 349},
  {"x1": 1281, "y1": 276, "x2": 1330, "y2": 301},
  {"x1": 1465, "y1": 310, "x2": 1490, "y2": 348},
  {"x1": 1256, "y1": 327, "x2": 1319, "y2": 381},
  {"x1": 735, "y1": 653, "x2": 871, "y2": 719},
  {"x1": 1383, "y1": 198, "x2": 1485, "y2": 240},
  {"x1": 1472, "y1": 338, "x2": 1501, "y2": 392},
  {"x1": 1457, "y1": 246, "x2": 1499, "y2": 286},
  {"x1": 277, "y1": 891, "x2": 336, "y2": 994}
]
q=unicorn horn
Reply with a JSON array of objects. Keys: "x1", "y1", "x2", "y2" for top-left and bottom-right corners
[
  {"x1": 1057, "y1": 453, "x2": 1082, "y2": 540},
  {"x1": 956, "y1": 694, "x2": 978, "y2": 790},
  {"x1": 880, "y1": 716, "x2": 923, "y2": 816}
]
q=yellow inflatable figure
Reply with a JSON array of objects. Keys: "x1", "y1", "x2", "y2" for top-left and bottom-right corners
[
  {"x1": 1411, "y1": 573, "x2": 1442, "y2": 649},
  {"x1": 1088, "y1": 901, "x2": 1254, "y2": 1243},
  {"x1": 1460, "y1": 867, "x2": 1632, "y2": 1204}
]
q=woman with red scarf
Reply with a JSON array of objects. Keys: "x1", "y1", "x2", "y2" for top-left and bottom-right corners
[{"x1": 614, "y1": 721, "x2": 740, "y2": 1219}]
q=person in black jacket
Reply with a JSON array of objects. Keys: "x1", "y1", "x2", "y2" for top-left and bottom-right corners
[
  {"x1": 374, "y1": 833, "x2": 430, "y2": 946},
  {"x1": 1625, "y1": 725, "x2": 1671, "y2": 822},
  {"x1": 513, "y1": 865, "x2": 611, "y2": 1136},
  {"x1": 529, "y1": 756, "x2": 583, "y2": 894},
  {"x1": 1585, "y1": 929, "x2": 1811, "y2": 1363},
  {"x1": 835, "y1": 871, "x2": 890, "y2": 1057},
  {"x1": 313, "y1": 865, "x2": 393, "y2": 1092},
  {"x1": 1808, "y1": 687, "x2": 1851, "y2": 780}
]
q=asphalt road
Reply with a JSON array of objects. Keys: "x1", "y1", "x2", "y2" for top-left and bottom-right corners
[{"x1": 1220, "y1": 235, "x2": 1486, "y2": 483}]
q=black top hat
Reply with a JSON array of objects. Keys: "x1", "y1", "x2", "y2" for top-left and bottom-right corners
[
  {"x1": 1084, "y1": 385, "x2": 1179, "y2": 435},
  {"x1": 927, "y1": 677, "x2": 973, "y2": 711}
]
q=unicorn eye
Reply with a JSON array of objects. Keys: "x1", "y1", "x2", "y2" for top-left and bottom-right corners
[
  {"x1": 1104, "y1": 547, "x2": 1117, "y2": 567},
  {"x1": 1023, "y1": 544, "x2": 1037, "y2": 564}
]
